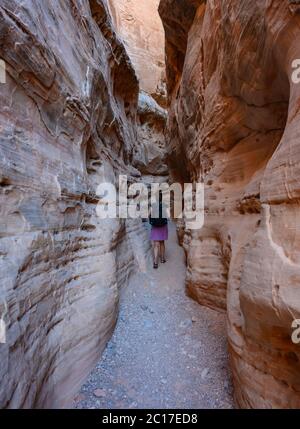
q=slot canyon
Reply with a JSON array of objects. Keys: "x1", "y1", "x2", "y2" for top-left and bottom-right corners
[{"x1": 0, "y1": 0, "x2": 300, "y2": 410}]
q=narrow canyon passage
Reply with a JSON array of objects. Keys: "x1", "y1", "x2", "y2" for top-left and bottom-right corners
[
  {"x1": 74, "y1": 223, "x2": 233, "y2": 409},
  {"x1": 2, "y1": 0, "x2": 300, "y2": 410}
]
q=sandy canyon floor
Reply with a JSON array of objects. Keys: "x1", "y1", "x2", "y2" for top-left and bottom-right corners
[{"x1": 74, "y1": 223, "x2": 234, "y2": 409}]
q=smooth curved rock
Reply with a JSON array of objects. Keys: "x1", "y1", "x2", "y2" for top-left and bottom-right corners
[
  {"x1": 0, "y1": 0, "x2": 150, "y2": 409},
  {"x1": 160, "y1": 0, "x2": 300, "y2": 408}
]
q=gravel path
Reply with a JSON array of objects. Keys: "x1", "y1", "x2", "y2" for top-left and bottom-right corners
[{"x1": 74, "y1": 223, "x2": 234, "y2": 409}]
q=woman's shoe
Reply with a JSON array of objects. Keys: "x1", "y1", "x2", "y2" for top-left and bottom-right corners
[
  {"x1": 161, "y1": 258, "x2": 166, "y2": 263},
  {"x1": 153, "y1": 262, "x2": 158, "y2": 269}
]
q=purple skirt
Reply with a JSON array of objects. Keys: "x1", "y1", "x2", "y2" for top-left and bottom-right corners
[{"x1": 150, "y1": 224, "x2": 169, "y2": 241}]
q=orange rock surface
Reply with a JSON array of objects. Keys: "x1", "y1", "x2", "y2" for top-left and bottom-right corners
[
  {"x1": 109, "y1": 0, "x2": 166, "y2": 104},
  {"x1": 160, "y1": 0, "x2": 300, "y2": 408},
  {"x1": 0, "y1": 0, "x2": 150, "y2": 408}
]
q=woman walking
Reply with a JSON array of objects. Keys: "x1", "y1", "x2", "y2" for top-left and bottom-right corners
[{"x1": 149, "y1": 193, "x2": 168, "y2": 269}]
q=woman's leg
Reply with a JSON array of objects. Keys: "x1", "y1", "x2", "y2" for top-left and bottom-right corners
[
  {"x1": 153, "y1": 241, "x2": 159, "y2": 267},
  {"x1": 159, "y1": 241, "x2": 166, "y2": 262}
]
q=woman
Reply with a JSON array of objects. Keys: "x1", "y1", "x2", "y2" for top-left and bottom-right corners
[{"x1": 149, "y1": 195, "x2": 168, "y2": 269}]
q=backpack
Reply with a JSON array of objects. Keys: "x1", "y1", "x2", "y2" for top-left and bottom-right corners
[
  {"x1": 149, "y1": 201, "x2": 168, "y2": 227},
  {"x1": 149, "y1": 217, "x2": 168, "y2": 227}
]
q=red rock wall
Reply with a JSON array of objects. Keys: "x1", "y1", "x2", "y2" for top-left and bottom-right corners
[
  {"x1": 0, "y1": 0, "x2": 150, "y2": 408},
  {"x1": 160, "y1": 0, "x2": 300, "y2": 408}
]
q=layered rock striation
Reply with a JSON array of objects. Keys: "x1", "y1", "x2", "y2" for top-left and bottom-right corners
[
  {"x1": 0, "y1": 0, "x2": 150, "y2": 408},
  {"x1": 134, "y1": 91, "x2": 168, "y2": 178},
  {"x1": 160, "y1": 0, "x2": 300, "y2": 408}
]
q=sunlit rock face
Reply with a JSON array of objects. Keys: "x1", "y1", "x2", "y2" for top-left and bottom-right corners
[
  {"x1": 109, "y1": 0, "x2": 168, "y2": 179},
  {"x1": 0, "y1": 0, "x2": 150, "y2": 408},
  {"x1": 160, "y1": 0, "x2": 300, "y2": 408},
  {"x1": 108, "y1": 0, "x2": 166, "y2": 105}
]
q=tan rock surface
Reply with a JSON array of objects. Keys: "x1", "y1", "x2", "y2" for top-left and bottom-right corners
[
  {"x1": 0, "y1": 0, "x2": 150, "y2": 409},
  {"x1": 134, "y1": 91, "x2": 168, "y2": 177},
  {"x1": 108, "y1": 0, "x2": 168, "y2": 178},
  {"x1": 160, "y1": 0, "x2": 300, "y2": 408},
  {"x1": 108, "y1": 0, "x2": 166, "y2": 105}
]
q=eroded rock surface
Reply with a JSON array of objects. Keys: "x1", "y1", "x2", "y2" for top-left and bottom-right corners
[
  {"x1": 160, "y1": 0, "x2": 300, "y2": 408},
  {"x1": 109, "y1": 0, "x2": 168, "y2": 179},
  {"x1": 134, "y1": 91, "x2": 168, "y2": 177},
  {"x1": 0, "y1": 0, "x2": 150, "y2": 408},
  {"x1": 108, "y1": 0, "x2": 166, "y2": 105}
]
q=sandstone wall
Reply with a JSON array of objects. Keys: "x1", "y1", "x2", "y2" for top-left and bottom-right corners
[
  {"x1": 133, "y1": 91, "x2": 168, "y2": 178},
  {"x1": 109, "y1": 0, "x2": 168, "y2": 179},
  {"x1": 0, "y1": 0, "x2": 150, "y2": 408},
  {"x1": 108, "y1": 0, "x2": 166, "y2": 105},
  {"x1": 160, "y1": 0, "x2": 300, "y2": 408}
]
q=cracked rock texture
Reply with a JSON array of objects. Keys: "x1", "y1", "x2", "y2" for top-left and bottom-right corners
[
  {"x1": 160, "y1": 0, "x2": 300, "y2": 408},
  {"x1": 0, "y1": 0, "x2": 151, "y2": 408}
]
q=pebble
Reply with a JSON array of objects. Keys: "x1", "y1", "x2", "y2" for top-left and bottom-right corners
[
  {"x1": 180, "y1": 319, "x2": 193, "y2": 329},
  {"x1": 93, "y1": 389, "x2": 106, "y2": 398},
  {"x1": 144, "y1": 320, "x2": 153, "y2": 328},
  {"x1": 201, "y1": 368, "x2": 210, "y2": 380}
]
